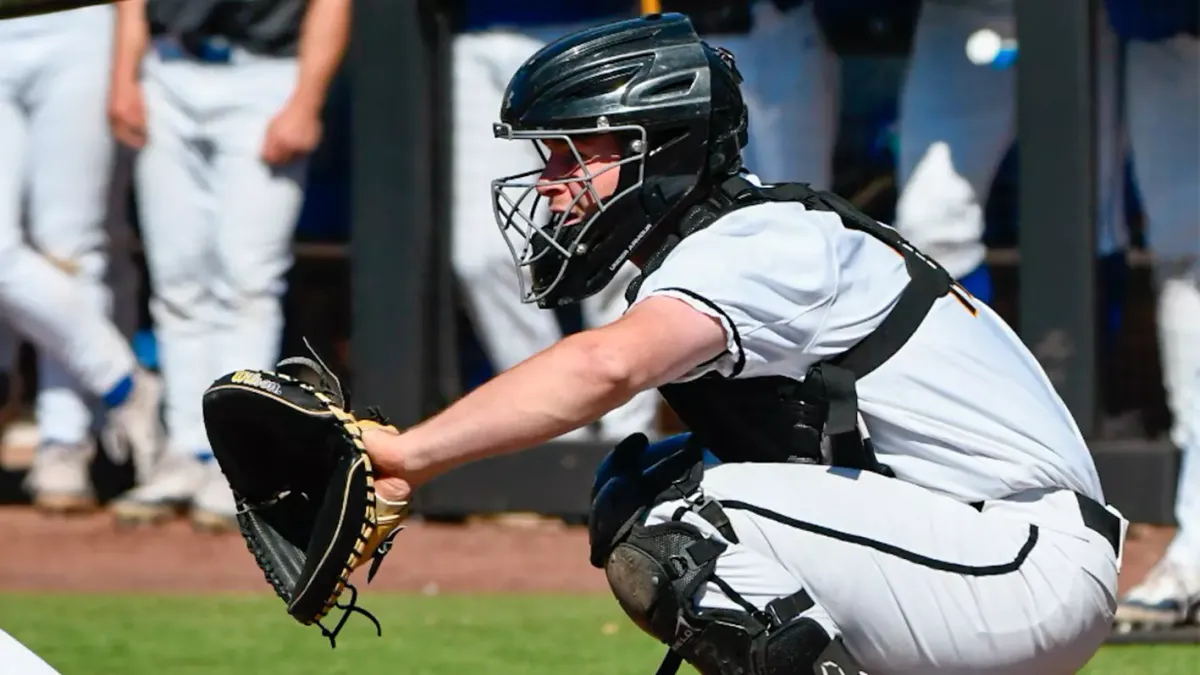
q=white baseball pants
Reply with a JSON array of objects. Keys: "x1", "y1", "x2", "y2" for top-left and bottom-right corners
[
  {"x1": 452, "y1": 24, "x2": 659, "y2": 441},
  {"x1": 0, "y1": 6, "x2": 135, "y2": 441},
  {"x1": 651, "y1": 462, "x2": 1122, "y2": 675},
  {"x1": 0, "y1": 628, "x2": 61, "y2": 675},
  {"x1": 135, "y1": 47, "x2": 307, "y2": 455},
  {"x1": 894, "y1": 0, "x2": 1126, "y2": 279},
  {"x1": 706, "y1": 0, "x2": 839, "y2": 191},
  {"x1": 1126, "y1": 35, "x2": 1200, "y2": 567}
]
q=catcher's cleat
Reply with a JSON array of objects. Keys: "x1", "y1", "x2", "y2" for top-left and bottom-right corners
[
  {"x1": 202, "y1": 338, "x2": 412, "y2": 647},
  {"x1": 25, "y1": 441, "x2": 98, "y2": 515}
]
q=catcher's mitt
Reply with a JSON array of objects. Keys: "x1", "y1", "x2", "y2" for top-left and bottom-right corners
[{"x1": 201, "y1": 341, "x2": 410, "y2": 647}]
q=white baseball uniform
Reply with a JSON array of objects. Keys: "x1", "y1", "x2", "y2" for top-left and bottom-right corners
[
  {"x1": 134, "y1": 43, "x2": 307, "y2": 456},
  {"x1": 1124, "y1": 33, "x2": 1200, "y2": 569},
  {"x1": 452, "y1": 16, "x2": 660, "y2": 441},
  {"x1": 0, "y1": 7, "x2": 137, "y2": 415},
  {"x1": 0, "y1": 628, "x2": 61, "y2": 675},
  {"x1": 894, "y1": 0, "x2": 1127, "y2": 279},
  {"x1": 627, "y1": 192, "x2": 1124, "y2": 673},
  {"x1": 704, "y1": 0, "x2": 839, "y2": 192}
]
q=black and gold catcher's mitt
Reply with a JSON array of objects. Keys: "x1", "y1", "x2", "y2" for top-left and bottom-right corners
[{"x1": 201, "y1": 342, "x2": 410, "y2": 647}]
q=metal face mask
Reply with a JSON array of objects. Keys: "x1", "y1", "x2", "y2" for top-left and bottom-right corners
[{"x1": 491, "y1": 119, "x2": 649, "y2": 306}]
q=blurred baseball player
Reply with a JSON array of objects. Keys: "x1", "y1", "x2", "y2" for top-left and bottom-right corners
[
  {"x1": 451, "y1": 0, "x2": 659, "y2": 442},
  {"x1": 104, "y1": 0, "x2": 350, "y2": 530},
  {"x1": 0, "y1": 2, "x2": 165, "y2": 512},
  {"x1": 1108, "y1": 0, "x2": 1200, "y2": 632},
  {"x1": 361, "y1": 14, "x2": 1125, "y2": 674},
  {"x1": 661, "y1": 0, "x2": 834, "y2": 192},
  {"x1": 893, "y1": 0, "x2": 1128, "y2": 304},
  {"x1": 0, "y1": 3, "x2": 150, "y2": 672}
]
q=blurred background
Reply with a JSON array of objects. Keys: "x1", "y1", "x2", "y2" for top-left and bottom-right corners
[
  {"x1": 0, "y1": 1, "x2": 1190, "y2": 667},
  {"x1": 0, "y1": 0, "x2": 1191, "y2": 521},
  {"x1": 0, "y1": 0, "x2": 1197, "y2": 663}
]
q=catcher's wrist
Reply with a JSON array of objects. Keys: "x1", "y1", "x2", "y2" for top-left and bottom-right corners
[{"x1": 363, "y1": 427, "x2": 424, "y2": 481}]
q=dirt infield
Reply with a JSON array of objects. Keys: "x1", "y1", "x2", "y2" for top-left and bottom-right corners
[
  {"x1": 0, "y1": 506, "x2": 1174, "y2": 596},
  {"x1": 0, "y1": 507, "x2": 608, "y2": 594}
]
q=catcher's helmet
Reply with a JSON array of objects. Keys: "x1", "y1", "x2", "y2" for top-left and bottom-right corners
[{"x1": 490, "y1": 12, "x2": 749, "y2": 307}]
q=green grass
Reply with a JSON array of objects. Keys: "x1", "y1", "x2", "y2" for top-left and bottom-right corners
[{"x1": 0, "y1": 593, "x2": 1195, "y2": 674}]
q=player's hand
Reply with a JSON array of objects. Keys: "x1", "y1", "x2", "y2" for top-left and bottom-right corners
[
  {"x1": 361, "y1": 425, "x2": 414, "y2": 504},
  {"x1": 261, "y1": 98, "x2": 323, "y2": 167},
  {"x1": 108, "y1": 77, "x2": 146, "y2": 149}
]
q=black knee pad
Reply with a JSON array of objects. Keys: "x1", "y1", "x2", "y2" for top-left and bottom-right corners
[{"x1": 602, "y1": 516, "x2": 865, "y2": 675}]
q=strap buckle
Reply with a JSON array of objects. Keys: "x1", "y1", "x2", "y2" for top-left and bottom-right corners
[{"x1": 685, "y1": 495, "x2": 739, "y2": 544}]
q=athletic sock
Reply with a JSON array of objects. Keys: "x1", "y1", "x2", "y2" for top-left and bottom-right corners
[{"x1": 102, "y1": 374, "x2": 135, "y2": 408}]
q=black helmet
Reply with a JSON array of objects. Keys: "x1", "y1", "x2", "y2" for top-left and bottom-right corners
[{"x1": 490, "y1": 12, "x2": 749, "y2": 308}]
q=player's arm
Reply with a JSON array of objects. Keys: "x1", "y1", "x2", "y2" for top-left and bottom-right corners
[
  {"x1": 369, "y1": 296, "x2": 728, "y2": 487},
  {"x1": 260, "y1": 0, "x2": 350, "y2": 165},
  {"x1": 107, "y1": 0, "x2": 148, "y2": 148},
  {"x1": 290, "y1": 0, "x2": 351, "y2": 116},
  {"x1": 111, "y1": 0, "x2": 147, "y2": 77}
]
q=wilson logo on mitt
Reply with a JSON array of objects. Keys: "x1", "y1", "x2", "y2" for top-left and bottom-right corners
[{"x1": 201, "y1": 341, "x2": 410, "y2": 647}]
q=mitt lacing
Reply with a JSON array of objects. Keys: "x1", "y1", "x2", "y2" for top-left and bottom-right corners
[
  {"x1": 277, "y1": 336, "x2": 347, "y2": 408},
  {"x1": 314, "y1": 583, "x2": 381, "y2": 649}
]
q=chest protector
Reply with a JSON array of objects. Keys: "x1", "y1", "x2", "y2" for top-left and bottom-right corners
[{"x1": 626, "y1": 175, "x2": 966, "y2": 475}]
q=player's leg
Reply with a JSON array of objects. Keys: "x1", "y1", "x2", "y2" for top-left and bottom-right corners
[
  {"x1": 1115, "y1": 34, "x2": 1200, "y2": 629},
  {"x1": 20, "y1": 5, "x2": 116, "y2": 514},
  {"x1": 450, "y1": 29, "x2": 592, "y2": 438},
  {"x1": 595, "y1": 443, "x2": 1119, "y2": 674},
  {"x1": 0, "y1": 628, "x2": 61, "y2": 675},
  {"x1": 714, "y1": 0, "x2": 838, "y2": 189},
  {"x1": 892, "y1": 0, "x2": 1015, "y2": 295},
  {"x1": 0, "y1": 30, "x2": 159, "y2": 486},
  {"x1": 204, "y1": 53, "x2": 309, "y2": 530},
  {"x1": 110, "y1": 52, "x2": 214, "y2": 525},
  {"x1": 896, "y1": 0, "x2": 1125, "y2": 303}
]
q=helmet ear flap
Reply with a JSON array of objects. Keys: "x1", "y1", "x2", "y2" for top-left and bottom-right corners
[{"x1": 707, "y1": 43, "x2": 744, "y2": 85}]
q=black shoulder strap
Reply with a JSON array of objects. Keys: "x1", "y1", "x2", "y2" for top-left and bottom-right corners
[
  {"x1": 735, "y1": 180, "x2": 957, "y2": 473},
  {"x1": 734, "y1": 178, "x2": 957, "y2": 381}
]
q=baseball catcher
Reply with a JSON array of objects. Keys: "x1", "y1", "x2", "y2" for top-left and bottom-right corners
[
  {"x1": 203, "y1": 12, "x2": 1126, "y2": 675},
  {"x1": 200, "y1": 343, "x2": 410, "y2": 647}
]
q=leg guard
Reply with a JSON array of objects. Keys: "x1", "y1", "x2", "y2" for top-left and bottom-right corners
[{"x1": 602, "y1": 512, "x2": 867, "y2": 675}]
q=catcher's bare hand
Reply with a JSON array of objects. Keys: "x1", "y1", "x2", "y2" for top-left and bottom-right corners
[{"x1": 362, "y1": 425, "x2": 413, "y2": 503}]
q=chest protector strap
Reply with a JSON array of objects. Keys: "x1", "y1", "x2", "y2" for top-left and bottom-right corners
[{"x1": 626, "y1": 176, "x2": 961, "y2": 474}]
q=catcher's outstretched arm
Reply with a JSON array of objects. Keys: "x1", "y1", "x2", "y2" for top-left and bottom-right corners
[
  {"x1": 0, "y1": 0, "x2": 116, "y2": 20},
  {"x1": 366, "y1": 296, "x2": 726, "y2": 488}
]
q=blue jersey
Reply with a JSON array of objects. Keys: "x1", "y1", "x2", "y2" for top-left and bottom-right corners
[
  {"x1": 1105, "y1": 0, "x2": 1199, "y2": 41},
  {"x1": 462, "y1": 1, "x2": 635, "y2": 32}
]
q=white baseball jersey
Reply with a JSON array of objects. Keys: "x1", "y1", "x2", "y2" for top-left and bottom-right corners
[
  {"x1": 630, "y1": 184, "x2": 1105, "y2": 505},
  {"x1": 624, "y1": 181, "x2": 1121, "y2": 674}
]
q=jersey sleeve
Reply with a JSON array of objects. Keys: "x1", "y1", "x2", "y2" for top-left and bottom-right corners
[{"x1": 628, "y1": 203, "x2": 840, "y2": 381}]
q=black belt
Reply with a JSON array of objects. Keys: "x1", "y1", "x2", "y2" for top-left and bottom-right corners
[
  {"x1": 971, "y1": 492, "x2": 1123, "y2": 557},
  {"x1": 1074, "y1": 492, "x2": 1124, "y2": 557}
]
